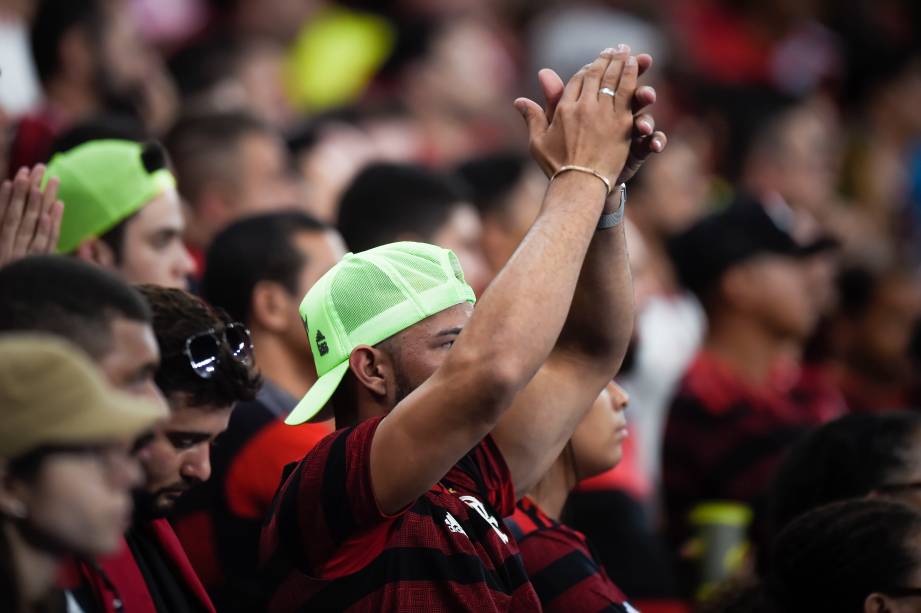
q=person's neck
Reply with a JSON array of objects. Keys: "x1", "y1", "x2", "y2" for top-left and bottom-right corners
[
  {"x1": 252, "y1": 331, "x2": 317, "y2": 400},
  {"x1": 528, "y1": 454, "x2": 577, "y2": 521},
  {"x1": 705, "y1": 313, "x2": 791, "y2": 385},
  {"x1": 3, "y1": 522, "x2": 59, "y2": 613},
  {"x1": 43, "y1": 78, "x2": 99, "y2": 122}
]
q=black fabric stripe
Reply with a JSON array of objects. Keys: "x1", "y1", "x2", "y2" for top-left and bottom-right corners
[
  {"x1": 305, "y1": 546, "x2": 531, "y2": 610},
  {"x1": 530, "y1": 549, "x2": 601, "y2": 604},
  {"x1": 321, "y1": 427, "x2": 359, "y2": 546},
  {"x1": 259, "y1": 462, "x2": 308, "y2": 596},
  {"x1": 705, "y1": 425, "x2": 804, "y2": 489},
  {"x1": 596, "y1": 604, "x2": 629, "y2": 613}
]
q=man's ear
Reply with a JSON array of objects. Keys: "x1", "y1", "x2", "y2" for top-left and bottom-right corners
[
  {"x1": 865, "y1": 593, "x2": 895, "y2": 613},
  {"x1": 74, "y1": 237, "x2": 117, "y2": 270},
  {"x1": 348, "y1": 345, "x2": 394, "y2": 400},
  {"x1": 0, "y1": 459, "x2": 28, "y2": 519},
  {"x1": 251, "y1": 280, "x2": 294, "y2": 333}
]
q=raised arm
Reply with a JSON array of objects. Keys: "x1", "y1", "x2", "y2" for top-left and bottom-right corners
[
  {"x1": 369, "y1": 49, "x2": 637, "y2": 515},
  {"x1": 492, "y1": 46, "x2": 668, "y2": 495}
]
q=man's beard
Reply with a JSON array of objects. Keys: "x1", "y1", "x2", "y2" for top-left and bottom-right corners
[
  {"x1": 392, "y1": 363, "x2": 415, "y2": 406},
  {"x1": 132, "y1": 482, "x2": 193, "y2": 520}
]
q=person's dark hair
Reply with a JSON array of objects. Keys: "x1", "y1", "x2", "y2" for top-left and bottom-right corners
[
  {"x1": 163, "y1": 110, "x2": 277, "y2": 208},
  {"x1": 202, "y1": 211, "x2": 329, "y2": 325},
  {"x1": 337, "y1": 162, "x2": 470, "y2": 252},
  {"x1": 30, "y1": 0, "x2": 103, "y2": 85},
  {"x1": 764, "y1": 499, "x2": 921, "y2": 613},
  {"x1": 137, "y1": 286, "x2": 260, "y2": 408},
  {"x1": 0, "y1": 256, "x2": 151, "y2": 360},
  {"x1": 769, "y1": 412, "x2": 921, "y2": 537},
  {"x1": 453, "y1": 151, "x2": 530, "y2": 218}
]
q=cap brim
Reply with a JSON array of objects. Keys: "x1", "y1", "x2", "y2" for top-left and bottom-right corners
[
  {"x1": 285, "y1": 361, "x2": 349, "y2": 425},
  {"x1": 49, "y1": 390, "x2": 167, "y2": 448}
]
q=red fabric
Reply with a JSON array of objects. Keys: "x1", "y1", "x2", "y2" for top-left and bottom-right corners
[
  {"x1": 8, "y1": 108, "x2": 67, "y2": 175},
  {"x1": 663, "y1": 350, "x2": 846, "y2": 548},
  {"x1": 72, "y1": 520, "x2": 215, "y2": 613},
  {"x1": 507, "y1": 497, "x2": 634, "y2": 612},
  {"x1": 225, "y1": 419, "x2": 332, "y2": 519},
  {"x1": 259, "y1": 417, "x2": 539, "y2": 612}
]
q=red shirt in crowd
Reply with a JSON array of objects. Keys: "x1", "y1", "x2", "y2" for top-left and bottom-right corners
[
  {"x1": 258, "y1": 416, "x2": 540, "y2": 612},
  {"x1": 505, "y1": 497, "x2": 638, "y2": 613},
  {"x1": 663, "y1": 350, "x2": 845, "y2": 549}
]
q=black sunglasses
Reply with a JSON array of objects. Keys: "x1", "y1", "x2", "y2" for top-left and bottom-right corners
[{"x1": 184, "y1": 322, "x2": 253, "y2": 379}]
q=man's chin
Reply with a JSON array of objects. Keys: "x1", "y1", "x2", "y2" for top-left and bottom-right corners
[{"x1": 133, "y1": 488, "x2": 182, "y2": 520}]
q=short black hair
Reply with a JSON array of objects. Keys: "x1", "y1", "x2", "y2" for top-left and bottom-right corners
[
  {"x1": 202, "y1": 211, "x2": 329, "y2": 325},
  {"x1": 49, "y1": 115, "x2": 148, "y2": 159},
  {"x1": 765, "y1": 499, "x2": 921, "y2": 613},
  {"x1": 30, "y1": 0, "x2": 103, "y2": 85},
  {"x1": 163, "y1": 110, "x2": 277, "y2": 208},
  {"x1": 454, "y1": 151, "x2": 530, "y2": 217},
  {"x1": 0, "y1": 256, "x2": 151, "y2": 360},
  {"x1": 337, "y1": 162, "x2": 470, "y2": 252},
  {"x1": 769, "y1": 412, "x2": 921, "y2": 536},
  {"x1": 137, "y1": 286, "x2": 261, "y2": 408}
]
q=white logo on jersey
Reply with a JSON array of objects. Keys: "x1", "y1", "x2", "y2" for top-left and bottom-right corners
[
  {"x1": 444, "y1": 512, "x2": 468, "y2": 537},
  {"x1": 624, "y1": 603, "x2": 641, "y2": 613},
  {"x1": 458, "y1": 495, "x2": 509, "y2": 544}
]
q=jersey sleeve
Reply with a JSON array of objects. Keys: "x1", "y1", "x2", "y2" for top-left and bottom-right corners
[{"x1": 264, "y1": 416, "x2": 397, "y2": 576}]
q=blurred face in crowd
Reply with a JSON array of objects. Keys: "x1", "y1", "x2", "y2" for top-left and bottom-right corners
[
  {"x1": 755, "y1": 105, "x2": 841, "y2": 217},
  {"x1": 413, "y1": 18, "x2": 515, "y2": 118},
  {"x1": 843, "y1": 275, "x2": 921, "y2": 382},
  {"x1": 630, "y1": 140, "x2": 709, "y2": 237},
  {"x1": 297, "y1": 124, "x2": 380, "y2": 223},
  {"x1": 116, "y1": 187, "x2": 195, "y2": 289},
  {"x1": 137, "y1": 395, "x2": 232, "y2": 516},
  {"x1": 432, "y1": 204, "x2": 490, "y2": 297},
  {"x1": 723, "y1": 254, "x2": 815, "y2": 340},
  {"x1": 570, "y1": 382, "x2": 630, "y2": 480},
  {"x1": 0, "y1": 442, "x2": 144, "y2": 556},
  {"x1": 97, "y1": 318, "x2": 163, "y2": 404},
  {"x1": 480, "y1": 168, "x2": 545, "y2": 275},
  {"x1": 235, "y1": 132, "x2": 300, "y2": 216},
  {"x1": 276, "y1": 230, "x2": 346, "y2": 363}
]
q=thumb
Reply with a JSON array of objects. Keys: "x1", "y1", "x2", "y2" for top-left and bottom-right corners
[{"x1": 514, "y1": 97, "x2": 548, "y2": 138}]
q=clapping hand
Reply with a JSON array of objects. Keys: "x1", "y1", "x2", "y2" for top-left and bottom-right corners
[{"x1": 0, "y1": 165, "x2": 64, "y2": 267}]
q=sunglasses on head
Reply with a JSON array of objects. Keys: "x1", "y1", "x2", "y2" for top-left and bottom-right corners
[{"x1": 184, "y1": 322, "x2": 254, "y2": 379}]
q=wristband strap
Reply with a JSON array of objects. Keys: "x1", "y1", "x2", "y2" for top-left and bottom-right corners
[
  {"x1": 551, "y1": 165, "x2": 613, "y2": 196},
  {"x1": 597, "y1": 183, "x2": 627, "y2": 230}
]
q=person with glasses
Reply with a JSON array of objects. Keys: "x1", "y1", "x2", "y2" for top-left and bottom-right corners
[
  {"x1": 71, "y1": 286, "x2": 261, "y2": 613},
  {"x1": 168, "y1": 211, "x2": 345, "y2": 611},
  {"x1": 0, "y1": 335, "x2": 165, "y2": 613},
  {"x1": 739, "y1": 499, "x2": 921, "y2": 613}
]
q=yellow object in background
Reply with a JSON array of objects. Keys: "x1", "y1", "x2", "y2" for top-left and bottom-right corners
[{"x1": 284, "y1": 7, "x2": 395, "y2": 112}]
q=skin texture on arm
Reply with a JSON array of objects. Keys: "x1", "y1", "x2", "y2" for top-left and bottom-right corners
[
  {"x1": 368, "y1": 49, "x2": 638, "y2": 515},
  {"x1": 493, "y1": 46, "x2": 668, "y2": 496}
]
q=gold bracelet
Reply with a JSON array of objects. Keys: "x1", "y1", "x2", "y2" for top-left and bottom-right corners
[{"x1": 550, "y1": 165, "x2": 613, "y2": 196}]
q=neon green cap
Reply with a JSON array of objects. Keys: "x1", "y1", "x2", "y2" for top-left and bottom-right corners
[
  {"x1": 43, "y1": 140, "x2": 176, "y2": 253},
  {"x1": 286, "y1": 241, "x2": 476, "y2": 425}
]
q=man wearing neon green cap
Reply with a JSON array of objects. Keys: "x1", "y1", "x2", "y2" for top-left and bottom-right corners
[
  {"x1": 44, "y1": 139, "x2": 195, "y2": 289},
  {"x1": 261, "y1": 47, "x2": 668, "y2": 612}
]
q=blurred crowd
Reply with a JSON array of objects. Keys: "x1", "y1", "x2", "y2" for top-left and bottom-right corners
[{"x1": 1, "y1": 0, "x2": 921, "y2": 612}]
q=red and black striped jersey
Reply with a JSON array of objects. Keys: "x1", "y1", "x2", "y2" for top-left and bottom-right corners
[
  {"x1": 506, "y1": 497, "x2": 637, "y2": 613},
  {"x1": 258, "y1": 415, "x2": 540, "y2": 612}
]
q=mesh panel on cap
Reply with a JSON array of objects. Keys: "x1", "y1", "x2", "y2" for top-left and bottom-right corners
[
  {"x1": 330, "y1": 259, "x2": 406, "y2": 335},
  {"x1": 383, "y1": 248, "x2": 446, "y2": 293},
  {"x1": 447, "y1": 250, "x2": 466, "y2": 283}
]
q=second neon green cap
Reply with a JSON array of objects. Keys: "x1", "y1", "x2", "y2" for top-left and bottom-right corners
[{"x1": 44, "y1": 140, "x2": 176, "y2": 253}]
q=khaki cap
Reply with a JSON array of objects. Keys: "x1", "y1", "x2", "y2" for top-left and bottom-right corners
[{"x1": 0, "y1": 334, "x2": 167, "y2": 459}]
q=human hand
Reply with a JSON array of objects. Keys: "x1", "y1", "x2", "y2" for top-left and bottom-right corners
[
  {"x1": 516, "y1": 46, "x2": 667, "y2": 185},
  {"x1": 0, "y1": 165, "x2": 64, "y2": 267}
]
